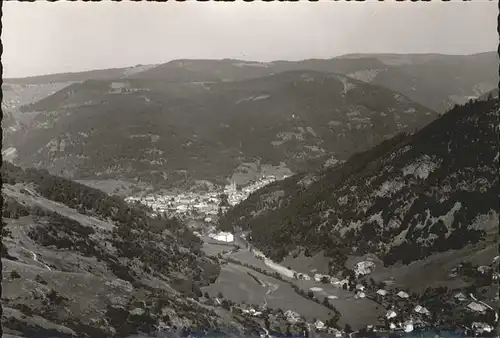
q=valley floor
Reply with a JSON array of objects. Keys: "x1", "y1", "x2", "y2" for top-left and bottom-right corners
[
  {"x1": 201, "y1": 234, "x2": 384, "y2": 330},
  {"x1": 201, "y1": 230, "x2": 499, "y2": 336}
]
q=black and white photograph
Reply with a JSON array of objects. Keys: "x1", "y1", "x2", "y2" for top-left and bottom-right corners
[{"x1": 1, "y1": 1, "x2": 499, "y2": 337}]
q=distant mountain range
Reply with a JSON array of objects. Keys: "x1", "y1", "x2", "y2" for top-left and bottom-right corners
[
  {"x1": 3, "y1": 52, "x2": 496, "y2": 189},
  {"x1": 6, "y1": 70, "x2": 437, "y2": 189},
  {"x1": 5, "y1": 51, "x2": 497, "y2": 112},
  {"x1": 219, "y1": 96, "x2": 499, "y2": 288}
]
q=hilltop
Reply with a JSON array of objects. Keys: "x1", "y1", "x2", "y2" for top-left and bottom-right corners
[
  {"x1": 3, "y1": 51, "x2": 495, "y2": 116},
  {"x1": 3, "y1": 64, "x2": 158, "y2": 85},
  {"x1": 335, "y1": 51, "x2": 498, "y2": 112},
  {"x1": 6, "y1": 51, "x2": 495, "y2": 112},
  {"x1": 1, "y1": 162, "x2": 264, "y2": 337},
  {"x1": 126, "y1": 52, "x2": 499, "y2": 112},
  {"x1": 9, "y1": 70, "x2": 437, "y2": 189}
]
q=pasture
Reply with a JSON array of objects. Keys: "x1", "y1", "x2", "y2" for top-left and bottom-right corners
[{"x1": 202, "y1": 262, "x2": 333, "y2": 322}]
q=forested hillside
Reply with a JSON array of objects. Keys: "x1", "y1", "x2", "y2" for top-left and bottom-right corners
[
  {"x1": 220, "y1": 97, "x2": 499, "y2": 270},
  {"x1": 1, "y1": 162, "x2": 261, "y2": 337},
  {"x1": 11, "y1": 71, "x2": 436, "y2": 188}
]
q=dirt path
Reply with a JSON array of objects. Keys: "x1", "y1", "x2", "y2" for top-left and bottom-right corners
[{"x1": 27, "y1": 249, "x2": 52, "y2": 271}]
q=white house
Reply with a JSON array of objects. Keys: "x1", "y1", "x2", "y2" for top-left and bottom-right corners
[
  {"x1": 284, "y1": 310, "x2": 302, "y2": 324},
  {"x1": 208, "y1": 232, "x2": 234, "y2": 243},
  {"x1": 397, "y1": 291, "x2": 410, "y2": 299},
  {"x1": 356, "y1": 291, "x2": 366, "y2": 299},
  {"x1": 403, "y1": 321, "x2": 414, "y2": 333},
  {"x1": 314, "y1": 320, "x2": 325, "y2": 330},
  {"x1": 454, "y1": 292, "x2": 467, "y2": 301},
  {"x1": 472, "y1": 322, "x2": 493, "y2": 334},
  {"x1": 477, "y1": 266, "x2": 492, "y2": 274},
  {"x1": 414, "y1": 305, "x2": 430, "y2": 316},
  {"x1": 314, "y1": 274, "x2": 326, "y2": 282},
  {"x1": 386, "y1": 310, "x2": 397, "y2": 319},
  {"x1": 467, "y1": 302, "x2": 487, "y2": 313},
  {"x1": 376, "y1": 289, "x2": 388, "y2": 296},
  {"x1": 110, "y1": 82, "x2": 128, "y2": 93}
]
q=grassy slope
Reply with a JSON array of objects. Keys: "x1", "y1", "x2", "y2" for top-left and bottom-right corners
[
  {"x1": 1, "y1": 162, "x2": 261, "y2": 337},
  {"x1": 201, "y1": 243, "x2": 384, "y2": 330}
]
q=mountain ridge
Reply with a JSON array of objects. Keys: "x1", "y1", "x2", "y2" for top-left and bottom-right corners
[
  {"x1": 5, "y1": 50, "x2": 495, "y2": 82},
  {"x1": 10, "y1": 70, "x2": 438, "y2": 189},
  {"x1": 4, "y1": 51, "x2": 497, "y2": 112},
  {"x1": 219, "y1": 97, "x2": 499, "y2": 274}
]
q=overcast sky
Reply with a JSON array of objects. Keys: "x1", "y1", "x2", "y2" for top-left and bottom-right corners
[{"x1": 2, "y1": 1, "x2": 498, "y2": 78}]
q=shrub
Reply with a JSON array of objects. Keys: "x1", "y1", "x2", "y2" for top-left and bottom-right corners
[
  {"x1": 35, "y1": 274, "x2": 48, "y2": 285},
  {"x1": 10, "y1": 270, "x2": 21, "y2": 279}
]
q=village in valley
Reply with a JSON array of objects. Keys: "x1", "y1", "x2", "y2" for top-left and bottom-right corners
[
  {"x1": 125, "y1": 174, "x2": 282, "y2": 221},
  {"x1": 203, "y1": 249, "x2": 499, "y2": 338},
  {"x1": 125, "y1": 177, "x2": 499, "y2": 338}
]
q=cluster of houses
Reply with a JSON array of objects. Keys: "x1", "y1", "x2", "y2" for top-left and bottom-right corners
[
  {"x1": 108, "y1": 81, "x2": 150, "y2": 94},
  {"x1": 293, "y1": 259, "x2": 498, "y2": 337},
  {"x1": 216, "y1": 241, "x2": 497, "y2": 337},
  {"x1": 206, "y1": 254, "x2": 497, "y2": 337},
  {"x1": 125, "y1": 175, "x2": 282, "y2": 219},
  {"x1": 125, "y1": 190, "x2": 220, "y2": 218},
  {"x1": 224, "y1": 175, "x2": 284, "y2": 206}
]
